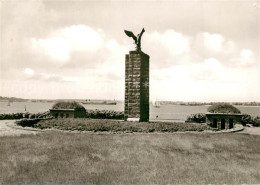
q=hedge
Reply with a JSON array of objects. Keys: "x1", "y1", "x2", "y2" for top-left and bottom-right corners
[
  {"x1": 0, "y1": 111, "x2": 50, "y2": 120},
  {"x1": 85, "y1": 109, "x2": 124, "y2": 119},
  {"x1": 16, "y1": 118, "x2": 44, "y2": 127},
  {"x1": 186, "y1": 113, "x2": 206, "y2": 123}
]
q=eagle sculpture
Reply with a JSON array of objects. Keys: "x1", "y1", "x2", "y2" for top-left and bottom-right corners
[{"x1": 124, "y1": 28, "x2": 145, "y2": 52}]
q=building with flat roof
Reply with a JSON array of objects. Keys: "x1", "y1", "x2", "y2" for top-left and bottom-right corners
[
  {"x1": 206, "y1": 103, "x2": 242, "y2": 130},
  {"x1": 50, "y1": 101, "x2": 86, "y2": 118}
]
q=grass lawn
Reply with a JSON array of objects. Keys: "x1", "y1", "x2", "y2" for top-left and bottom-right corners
[{"x1": 0, "y1": 131, "x2": 260, "y2": 184}]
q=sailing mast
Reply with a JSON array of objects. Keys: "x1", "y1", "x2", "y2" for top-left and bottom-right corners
[{"x1": 152, "y1": 98, "x2": 160, "y2": 108}]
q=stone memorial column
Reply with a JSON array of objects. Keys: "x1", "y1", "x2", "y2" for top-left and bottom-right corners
[{"x1": 124, "y1": 51, "x2": 149, "y2": 122}]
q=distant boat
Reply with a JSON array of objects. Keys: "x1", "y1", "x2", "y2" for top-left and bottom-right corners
[
  {"x1": 7, "y1": 101, "x2": 11, "y2": 106},
  {"x1": 82, "y1": 100, "x2": 117, "y2": 105},
  {"x1": 105, "y1": 102, "x2": 117, "y2": 105},
  {"x1": 152, "y1": 99, "x2": 160, "y2": 108}
]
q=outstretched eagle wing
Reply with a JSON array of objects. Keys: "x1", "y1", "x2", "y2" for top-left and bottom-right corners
[
  {"x1": 137, "y1": 28, "x2": 145, "y2": 43},
  {"x1": 124, "y1": 30, "x2": 137, "y2": 42}
]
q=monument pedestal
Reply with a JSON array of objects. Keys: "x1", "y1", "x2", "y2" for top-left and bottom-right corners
[{"x1": 124, "y1": 51, "x2": 149, "y2": 122}]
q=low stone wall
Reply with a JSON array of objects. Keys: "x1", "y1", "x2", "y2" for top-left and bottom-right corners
[{"x1": 50, "y1": 109, "x2": 86, "y2": 118}]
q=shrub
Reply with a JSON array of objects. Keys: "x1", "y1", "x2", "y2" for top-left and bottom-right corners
[
  {"x1": 253, "y1": 116, "x2": 260, "y2": 127},
  {"x1": 241, "y1": 114, "x2": 254, "y2": 126},
  {"x1": 186, "y1": 113, "x2": 206, "y2": 123},
  {"x1": 52, "y1": 101, "x2": 85, "y2": 110},
  {"x1": 0, "y1": 110, "x2": 123, "y2": 120},
  {"x1": 85, "y1": 109, "x2": 124, "y2": 120},
  {"x1": 0, "y1": 111, "x2": 51, "y2": 120},
  {"x1": 16, "y1": 119, "x2": 43, "y2": 127},
  {"x1": 0, "y1": 113, "x2": 24, "y2": 120},
  {"x1": 208, "y1": 103, "x2": 241, "y2": 114}
]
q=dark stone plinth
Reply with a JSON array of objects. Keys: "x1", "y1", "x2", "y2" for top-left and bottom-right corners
[{"x1": 124, "y1": 51, "x2": 149, "y2": 122}]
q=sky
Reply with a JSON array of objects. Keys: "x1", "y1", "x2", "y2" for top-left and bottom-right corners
[{"x1": 0, "y1": 0, "x2": 259, "y2": 102}]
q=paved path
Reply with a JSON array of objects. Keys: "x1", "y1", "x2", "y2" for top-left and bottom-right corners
[
  {"x1": 0, "y1": 120, "x2": 38, "y2": 137},
  {"x1": 1, "y1": 120, "x2": 260, "y2": 137},
  {"x1": 238, "y1": 126, "x2": 260, "y2": 136}
]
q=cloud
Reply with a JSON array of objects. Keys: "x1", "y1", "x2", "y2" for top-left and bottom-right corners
[
  {"x1": 152, "y1": 58, "x2": 223, "y2": 83},
  {"x1": 31, "y1": 25, "x2": 105, "y2": 62},
  {"x1": 194, "y1": 32, "x2": 235, "y2": 59},
  {"x1": 139, "y1": 30, "x2": 258, "y2": 101},
  {"x1": 226, "y1": 48, "x2": 255, "y2": 67},
  {"x1": 144, "y1": 30, "x2": 237, "y2": 70},
  {"x1": 106, "y1": 39, "x2": 121, "y2": 51},
  {"x1": 60, "y1": 25, "x2": 104, "y2": 51},
  {"x1": 145, "y1": 29, "x2": 190, "y2": 56},
  {"x1": 61, "y1": 76, "x2": 79, "y2": 82},
  {"x1": 191, "y1": 58, "x2": 222, "y2": 81},
  {"x1": 24, "y1": 68, "x2": 35, "y2": 76},
  {"x1": 20, "y1": 25, "x2": 129, "y2": 89},
  {"x1": 235, "y1": 48, "x2": 255, "y2": 67},
  {"x1": 150, "y1": 57, "x2": 259, "y2": 101},
  {"x1": 31, "y1": 37, "x2": 70, "y2": 61},
  {"x1": 224, "y1": 41, "x2": 235, "y2": 53},
  {"x1": 1, "y1": 1, "x2": 259, "y2": 101},
  {"x1": 240, "y1": 49, "x2": 253, "y2": 59},
  {"x1": 203, "y1": 32, "x2": 224, "y2": 52},
  {"x1": 23, "y1": 68, "x2": 79, "y2": 82},
  {"x1": 3, "y1": 20, "x2": 259, "y2": 101},
  {"x1": 152, "y1": 65, "x2": 190, "y2": 81},
  {"x1": 39, "y1": 73, "x2": 63, "y2": 82},
  {"x1": 143, "y1": 29, "x2": 191, "y2": 68}
]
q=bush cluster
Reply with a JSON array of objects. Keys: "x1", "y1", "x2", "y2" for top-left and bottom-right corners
[
  {"x1": 253, "y1": 116, "x2": 260, "y2": 127},
  {"x1": 52, "y1": 101, "x2": 85, "y2": 110},
  {"x1": 186, "y1": 113, "x2": 206, "y2": 123},
  {"x1": 16, "y1": 118, "x2": 44, "y2": 127},
  {"x1": 0, "y1": 111, "x2": 51, "y2": 120},
  {"x1": 85, "y1": 110, "x2": 124, "y2": 120},
  {"x1": 34, "y1": 118, "x2": 212, "y2": 132},
  {"x1": 208, "y1": 103, "x2": 241, "y2": 114},
  {"x1": 242, "y1": 114, "x2": 260, "y2": 127},
  {"x1": 0, "y1": 113, "x2": 24, "y2": 120},
  {"x1": 1, "y1": 110, "x2": 123, "y2": 120}
]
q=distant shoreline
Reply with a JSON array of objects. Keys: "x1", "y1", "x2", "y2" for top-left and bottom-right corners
[{"x1": 1, "y1": 100, "x2": 260, "y2": 107}]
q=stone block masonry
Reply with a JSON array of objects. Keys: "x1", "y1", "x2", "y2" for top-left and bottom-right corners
[
  {"x1": 125, "y1": 51, "x2": 149, "y2": 122},
  {"x1": 206, "y1": 113, "x2": 242, "y2": 129}
]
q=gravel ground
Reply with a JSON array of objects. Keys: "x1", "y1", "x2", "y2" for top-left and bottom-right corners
[{"x1": 0, "y1": 120, "x2": 38, "y2": 137}]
